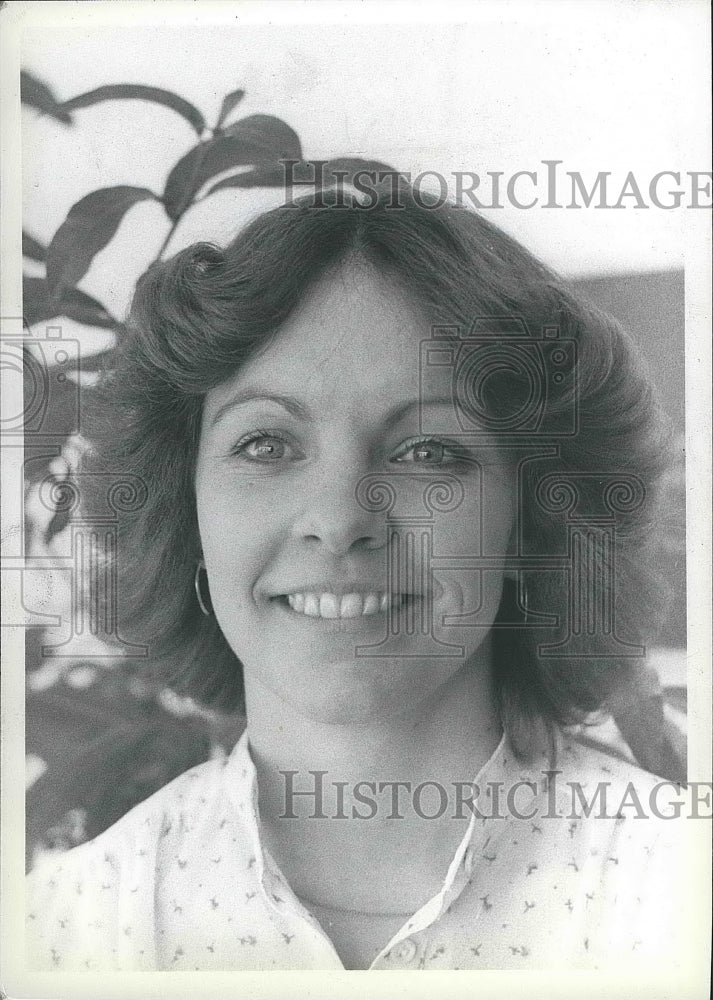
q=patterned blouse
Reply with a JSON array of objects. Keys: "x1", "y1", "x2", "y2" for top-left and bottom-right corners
[{"x1": 26, "y1": 728, "x2": 688, "y2": 971}]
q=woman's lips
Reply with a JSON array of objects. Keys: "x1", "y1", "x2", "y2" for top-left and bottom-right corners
[
  {"x1": 267, "y1": 580, "x2": 443, "y2": 621},
  {"x1": 284, "y1": 591, "x2": 407, "y2": 619}
]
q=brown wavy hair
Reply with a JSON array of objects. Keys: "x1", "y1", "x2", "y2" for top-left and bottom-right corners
[{"x1": 81, "y1": 185, "x2": 672, "y2": 757}]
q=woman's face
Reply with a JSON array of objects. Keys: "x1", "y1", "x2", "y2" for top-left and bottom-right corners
[{"x1": 196, "y1": 266, "x2": 517, "y2": 725}]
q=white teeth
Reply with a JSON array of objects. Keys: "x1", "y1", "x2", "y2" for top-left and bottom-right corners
[
  {"x1": 340, "y1": 593, "x2": 363, "y2": 618},
  {"x1": 288, "y1": 593, "x2": 305, "y2": 613},
  {"x1": 304, "y1": 594, "x2": 320, "y2": 617},
  {"x1": 282, "y1": 591, "x2": 409, "y2": 619},
  {"x1": 362, "y1": 593, "x2": 379, "y2": 615},
  {"x1": 319, "y1": 594, "x2": 340, "y2": 619}
]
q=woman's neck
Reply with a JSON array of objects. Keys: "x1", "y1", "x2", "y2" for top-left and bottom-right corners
[
  {"x1": 242, "y1": 641, "x2": 502, "y2": 913},
  {"x1": 246, "y1": 646, "x2": 500, "y2": 798}
]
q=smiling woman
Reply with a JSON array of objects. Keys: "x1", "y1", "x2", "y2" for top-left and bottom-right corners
[
  {"x1": 26, "y1": 184, "x2": 689, "y2": 972},
  {"x1": 196, "y1": 265, "x2": 516, "y2": 730}
]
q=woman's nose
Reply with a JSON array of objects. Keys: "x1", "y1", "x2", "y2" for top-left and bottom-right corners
[{"x1": 290, "y1": 465, "x2": 386, "y2": 556}]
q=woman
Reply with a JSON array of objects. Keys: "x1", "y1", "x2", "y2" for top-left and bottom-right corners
[{"x1": 26, "y1": 184, "x2": 687, "y2": 971}]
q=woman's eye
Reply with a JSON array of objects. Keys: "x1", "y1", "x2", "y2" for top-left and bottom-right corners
[
  {"x1": 392, "y1": 438, "x2": 453, "y2": 466},
  {"x1": 411, "y1": 441, "x2": 446, "y2": 463},
  {"x1": 232, "y1": 433, "x2": 293, "y2": 462}
]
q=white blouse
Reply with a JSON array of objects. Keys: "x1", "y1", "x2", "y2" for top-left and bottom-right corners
[{"x1": 26, "y1": 727, "x2": 689, "y2": 971}]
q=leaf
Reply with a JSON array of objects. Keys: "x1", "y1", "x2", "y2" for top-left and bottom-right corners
[
  {"x1": 205, "y1": 156, "x2": 397, "y2": 197},
  {"x1": 46, "y1": 186, "x2": 157, "y2": 299},
  {"x1": 205, "y1": 163, "x2": 286, "y2": 195},
  {"x1": 163, "y1": 114, "x2": 302, "y2": 220},
  {"x1": 23, "y1": 231, "x2": 47, "y2": 262},
  {"x1": 22, "y1": 276, "x2": 52, "y2": 326},
  {"x1": 59, "y1": 84, "x2": 205, "y2": 135},
  {"x1": 23, "y1": 276, "x2": 118, "y2": 329},
  {"x1": 60, "y1": 288, "x2": 118, "y2": 329},
  {"x1": 78, "y1": 346, "x2": 118, "y2": 372},
  {"x1": 21, "y1": 70, "x2": 73, "y2": 125},
  {"x1": 215, "y1": 88, "x2": 246, "y2": 130}
]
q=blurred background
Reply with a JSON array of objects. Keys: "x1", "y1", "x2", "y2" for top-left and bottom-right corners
[{"x1": 12, "y1": 1, "x2": 701, "y2": 866}]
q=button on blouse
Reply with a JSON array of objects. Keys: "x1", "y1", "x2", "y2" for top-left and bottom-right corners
[{"x1": 392, "y1": 937, "x2": 418, "y2": 963}]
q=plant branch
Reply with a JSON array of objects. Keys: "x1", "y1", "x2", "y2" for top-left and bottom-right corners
[
  {"x1": 155, "y1": 217, "x2": 182, "y2": 263},
  {"x1": 154, "y1": 138, "x2": 213, "y2": 263}
]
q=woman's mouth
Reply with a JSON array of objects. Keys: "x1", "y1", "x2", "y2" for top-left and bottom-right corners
[{"x1": 276, "y1": 592, "x2": 416, "y2": 620}]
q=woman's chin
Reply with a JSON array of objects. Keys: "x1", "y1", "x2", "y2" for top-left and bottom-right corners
[{"x1": 248, "y1": 652, "x2": 470, "y2": 729}]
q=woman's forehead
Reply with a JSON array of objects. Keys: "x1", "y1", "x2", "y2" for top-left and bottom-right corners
[
  {"x1": 282, "y1": 263, "x2": 430, "y2": 346},
  {"x1": 207, "y1": 267, "x2": 435, "y2": 407}
]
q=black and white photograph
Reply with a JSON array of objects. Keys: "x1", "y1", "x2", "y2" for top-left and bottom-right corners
[{"x1": 1, "y1": 1, "x2": 711, "y2": 997}]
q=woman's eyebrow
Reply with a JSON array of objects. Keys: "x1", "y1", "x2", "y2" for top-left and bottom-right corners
[
  {"x1": 210, "y1": 393, "x2": 454, "y2": 429},
  {"x1": 383, "y1": 396, "x2": 455, "y2": 428},
  {"x1": 210, "y1": 390, "x2": 309, "y2": 427}
]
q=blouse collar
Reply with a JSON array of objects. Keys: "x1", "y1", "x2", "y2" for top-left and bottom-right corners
[{"x1": 219, "y1": 725, "x2": 545, "y2": 959}]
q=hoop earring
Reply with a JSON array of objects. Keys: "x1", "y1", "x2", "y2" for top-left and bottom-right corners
[
  {"x1": 520, "y1": 574, "x2": 530, "y2": 625},
  {"x1": 194, "y1": 559, "x2": 213, "y2": 616}
]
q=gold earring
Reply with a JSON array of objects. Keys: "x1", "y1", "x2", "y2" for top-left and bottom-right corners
[{"x1": 194, "y1": 559, "x2": 213, "y2": 616}]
